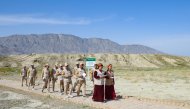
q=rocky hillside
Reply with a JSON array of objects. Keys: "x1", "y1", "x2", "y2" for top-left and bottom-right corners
[
  {"x1": 0, "y1": 54, "x2": 189, "y2": 69},
  {"x1": 0, "y1": 34, "x2": 163, "y2": 55}
]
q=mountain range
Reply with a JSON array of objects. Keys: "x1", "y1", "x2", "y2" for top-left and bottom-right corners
[{"x1": 0, "y1": 34, "x2": 163, "y2": 55}]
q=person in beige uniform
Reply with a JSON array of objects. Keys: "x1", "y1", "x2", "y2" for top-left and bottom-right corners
[
  {"x1": 21, "y1": 66, "x2": 28, "y2": 87},
  {"x1": 63, "y1": 63, "x2": 73, "y2": 98},
  {"x1": 50, "y1": 64, "x2": 58, "y2": 92},
  {"x1": 41, "y1": 64, "x2": 51, "y2": 92},
  {"x1": 57, "y1": 64, "x2": 64, "y2": 93},
  {"x1": 28, "y1": 64, "x2": 37, "y2": 89},
  {"x1": 76, "y1": 63, "x2": 87, "y2": 97},
  {"x1": 89, "y1": 63, "x2": 98, "y2": 94},
  {"x1": 72, "y1": 62, "x2": 79, "y2": 92},
  {"x1": 89, "y1": 63, "x2": 98, "y2": 83}
]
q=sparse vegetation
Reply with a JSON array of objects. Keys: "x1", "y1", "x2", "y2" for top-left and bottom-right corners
[
  {"x1": 115, "y1": 66, "x2": 190, "y2": 83},
  {"x1": 0, "y1": 67, "x2": 20, "y2": 76},
  {"x1": 0, "y1": 54, "x2": 190, "y2": 83},
  {"x1": 0, "y1": 54, "x2": 190, "y2": 107}
]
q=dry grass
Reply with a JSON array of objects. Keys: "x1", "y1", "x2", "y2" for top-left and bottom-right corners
[
  {"x1": 114, "y1": 66, "x2": 190, "y2": 83},
  {"x1": 1, "y1": 54, "x2": 190, "y2": 83}
]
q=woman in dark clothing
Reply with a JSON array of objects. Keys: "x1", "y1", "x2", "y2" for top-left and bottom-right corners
[
  {"x1": 105, "y1": 64, "x2": 116, "y2": 100},
  {"x1": 92, "y1": 63, "x2": 106, "y2": 102}
]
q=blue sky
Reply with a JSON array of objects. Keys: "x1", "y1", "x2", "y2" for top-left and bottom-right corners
[{"x1": 0, "y1": 0, "x2": 190, "y2": 56}]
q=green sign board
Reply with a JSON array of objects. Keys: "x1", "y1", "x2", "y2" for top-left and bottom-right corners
[
  {"x1": 86, "y1": 58, "x2": 96, "y2": 67},
  {"x1": 86, "y1": 58, "x2": 96, "y2": 61}
]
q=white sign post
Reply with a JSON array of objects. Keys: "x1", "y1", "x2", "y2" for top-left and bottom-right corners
[{"x1": 85, "y1": 58, "x2": 96, "y2": 79}]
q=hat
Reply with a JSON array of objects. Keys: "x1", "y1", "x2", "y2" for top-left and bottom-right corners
[
  {"x1": 79, "y1": 62, "x2": 84, "y2": 65},
  {"x1": 45, "y1": 63, "x2": 49, "y2": 67},
  {"x1": 31, "y1": 64, "x2": 34, "y2": 66},
  {"x1": 65, "y1": 63, "x2": 68, "y2": 66},
  {"x1": 59, "y1": 64, "x2": 63, "y2": 67},
  {"x1": 75, "y1": 62, "x2": 79, "y2": 65}
]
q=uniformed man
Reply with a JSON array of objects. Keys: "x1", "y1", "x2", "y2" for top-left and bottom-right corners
[
  {"x1": 56, "y1": 64, "x2": 64, "y2": 93},
  {"x1": 63, "y1": 63, "x2": 73, "y2": 98},
  {"x1": 72, "y1": 62, "x2": 79, "y2": 92},
  {"x1": 89, "y1": 63, "x2": 98, "y2": 94},
  {"x1": 41, "y1": 64, "x2": 50, "y2": 92},
  {"x1": 89, "y1": 63, "x2": 98, "y2": 82},
  {"x1": 21, "y1": 66, "x2": 28, "y2": 87},
  {"x1": 50, "y1": 64, "x2": 58, "y2": 92},
  {"x1": 76, "y1": 62, "x2": 87, "y2": 97},
  {"x1": 28, "y1": 64, "x2": 37, "y2": 89}
]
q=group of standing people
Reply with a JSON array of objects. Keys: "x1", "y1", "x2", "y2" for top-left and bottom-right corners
[
  {"x1": 91, "y1": 63, "x2": 116, "y2": 102},
  {"x1": 20, "y1": 62, "x2": 116, "y2": 102}
]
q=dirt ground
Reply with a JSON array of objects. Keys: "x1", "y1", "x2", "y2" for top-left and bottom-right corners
[
  {"x1": 115, "y1": 76, "x2": 190, "y2": 102},
  {"x1": 0, "y1": 86, "x2": 94, "y2": 109},
  {"x1": 0, "y1": 77, "x2": 189, "y2": 109}
]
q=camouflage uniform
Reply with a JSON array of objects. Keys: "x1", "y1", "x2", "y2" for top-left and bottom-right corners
[
  {"x1": 76, "y1": 65, "x2": 86, "y2": 97},
  {"x1": 72, "y1": 65, "x2": 79, "y2": 92},
  {"x1": 21, "y1": 67, "x2": 27, "y2": 87},
  {"x1": 63, "y1": 64, "x2": 73, "y2": 97},
  {"x1": 42, "y1": 66, "x2": 50, "y2": 92},
  {"x1": 57, "y1": 66, "x2": 64, "y2": 92},
  {"x1": 28, "y1": 66, "x2": 37, "y2": 89},
  {"x1": 89, "y1": 67, "x2": 96, "y2": 82},
  {"x1": 89, "y1": 64, "x2": 98, "y2": 82},
  {"x1": 50, "y1": 67, "x2": 58, "y2": 92}
]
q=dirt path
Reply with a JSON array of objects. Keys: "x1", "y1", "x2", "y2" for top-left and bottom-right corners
[
  {"x1": 0, "y1": 79, "x2": 188, "y2": 109},
  {"x1": 0, "y1": 86, "x2": 94, "y2": 109}
]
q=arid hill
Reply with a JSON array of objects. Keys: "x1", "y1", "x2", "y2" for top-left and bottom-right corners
[{"x1": 0, "y1": 34, "x2": 163, "y2": 55}]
